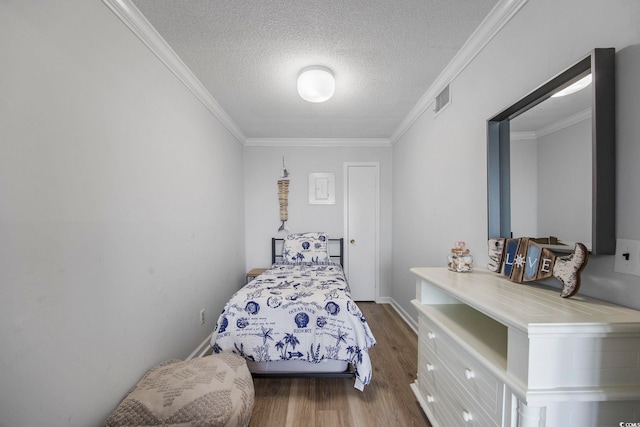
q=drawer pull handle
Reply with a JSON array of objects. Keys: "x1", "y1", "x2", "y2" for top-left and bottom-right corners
[
  {"x1": 426, "y1": 394, "x2": 435, "y2": 403},
  {"x1": 427, "y1": 363, "x2": 434, "y2": 371},
  {"x1": 427, "y1": 332, "x2": 436, "y2": 340},
  {"x1": 462, "y1": 410, "x2": 473, "y2": 422},
  {"x1": 464, "y1": 368, "x2": 475, "y2": 379}
]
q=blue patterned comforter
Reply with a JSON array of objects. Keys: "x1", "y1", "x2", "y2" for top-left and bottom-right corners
[{"x1": 210, "y1": 262, "x2": 376, "y2": 390}]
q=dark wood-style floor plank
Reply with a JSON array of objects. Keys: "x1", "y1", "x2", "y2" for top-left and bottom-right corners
[{"x1": 249, "y1": 302, "x2": 431, "y2": 427}]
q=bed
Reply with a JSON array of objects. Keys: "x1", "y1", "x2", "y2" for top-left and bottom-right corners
[{"x1": 210, "y1": 232, "x2": 376, "y2": 390}]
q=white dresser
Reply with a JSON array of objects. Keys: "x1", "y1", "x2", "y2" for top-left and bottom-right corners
[{"x1": 410, "y1": 267, "x2": 640, "y2": 427}]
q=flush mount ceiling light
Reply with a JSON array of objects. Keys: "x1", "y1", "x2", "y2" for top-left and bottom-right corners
[
  {"x1": 297, "y1": 66, "x2": 335, "y2": 103},
  {"x1": 552, "y1": 74, "x2": 592, "y2": 97}
]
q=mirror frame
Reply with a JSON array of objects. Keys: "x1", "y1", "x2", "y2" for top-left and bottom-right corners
[{"x1": 487, "y1": 48, "x2": 616, "y2": 255}]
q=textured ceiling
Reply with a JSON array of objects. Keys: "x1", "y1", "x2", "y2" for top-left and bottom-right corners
[{"x1": 131, "y1": 0, "x2": 499, "y2": 140}]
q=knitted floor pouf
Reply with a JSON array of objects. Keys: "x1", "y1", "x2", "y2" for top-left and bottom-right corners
[{"x1": 105, "y1": 352, "x2": 254, "y2": 427}]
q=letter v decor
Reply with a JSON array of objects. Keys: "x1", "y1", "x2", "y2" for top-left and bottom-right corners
[{"x1": 487, "y1": 238, "x2": 589, "y2": 298}]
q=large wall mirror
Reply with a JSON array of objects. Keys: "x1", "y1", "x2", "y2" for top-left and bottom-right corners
[{"x1": 487, "y1": 48, "x2": 616, "y2": 254}]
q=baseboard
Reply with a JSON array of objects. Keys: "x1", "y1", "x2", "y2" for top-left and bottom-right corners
[
  {"x1": 375, "y1": 296, "x2": 417, "y2": 334},
  {"x1": 186, "y1": 333, "x2": 213, "y2": 360},
  {"x1": 388, "y1": 298, "x2": 418, "y2": 334}
]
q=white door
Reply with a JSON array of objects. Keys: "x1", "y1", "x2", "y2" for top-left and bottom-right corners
[{"x1": 344, "y1": 163, "x2": 378, "y2": 301}]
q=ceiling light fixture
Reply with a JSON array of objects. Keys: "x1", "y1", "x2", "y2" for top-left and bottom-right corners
[
  {"x1": 297, "y1": 66, "x2": 335, "y2": 103},
  {"x1": 552, "y1": 74, "x2": 592, "y2": 97}
]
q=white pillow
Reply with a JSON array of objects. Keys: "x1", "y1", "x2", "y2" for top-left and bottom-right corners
[{"x1": 281, "y1": 232, "x2": 329, "y2": 263}]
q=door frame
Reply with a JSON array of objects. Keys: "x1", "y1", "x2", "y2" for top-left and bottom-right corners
[{"x1": 343, "y1": 162, "x2": 380, "y2": 302}]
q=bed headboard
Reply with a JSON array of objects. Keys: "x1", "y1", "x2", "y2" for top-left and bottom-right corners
[{"x1": 271, "y1": 238, "x2": 344, "y2": 266}]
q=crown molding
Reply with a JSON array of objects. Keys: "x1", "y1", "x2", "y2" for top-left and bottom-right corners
[
  {"x1": 510, "y1": 131, "x2": 537, "y2": 141},
  {"x1": 102, "y1": 0, "x2": 246, "y2": 144},
  {"x1": 244, "y1": 138, "x2": 391, "y2": 148},
  {"x1": 511, "y1": 108, "x2": 592, "y2": 141},
  {"x1": 536, "y1": 108, "x2": 591, "y2": 138},
  {"x1": 390, "y1": 0, "x2": 530, "y2": 145}
]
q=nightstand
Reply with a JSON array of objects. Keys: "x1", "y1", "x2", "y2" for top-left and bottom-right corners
[{"x1": 245, "y1": 268, "x2": 268, "y2": 284}]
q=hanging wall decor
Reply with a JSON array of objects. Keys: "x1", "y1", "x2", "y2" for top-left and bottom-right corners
[
  {"x1": 277, "y1": 157, "x2": 290, "y2": 232},
  {"x1": 487, "y1": 237, "x2": 589, "y2": 298}
]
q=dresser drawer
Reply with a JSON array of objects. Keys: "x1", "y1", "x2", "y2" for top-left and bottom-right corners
[
  {"x1": 418, "y1": 341, "x2": 500, "y2": 427},
  {"x1": 435, "y1": 327, "x2": 503, "y2": 422},
  {"x1": 419, "y1": 309, "x2": 504, "y2": 424},
  {"x1": 419, "y1": 314, "x2": 438, "y2": 353},
  {"x1": 416, "y1": 374, "x2": 439, "y2": 423},
  {"x1": 418, "y1": 339, "x2": 438, "y2": 414},
  {"x1": 418, "y1": 342, "x2": 437, "y2": 390},
  {"x1": 436, "y1": 362, "x2": 501, "y2": 427}
]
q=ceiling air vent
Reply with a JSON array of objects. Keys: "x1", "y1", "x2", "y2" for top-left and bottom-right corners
[{"x1": 434, "y1": 84, "x2": 451, "y2": 116}]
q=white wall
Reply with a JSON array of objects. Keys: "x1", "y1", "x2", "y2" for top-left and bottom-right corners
[
  {"x1": 537, "y1": 119, "x2": 592, "y2": 246},
  {"x1": 244, "y1": 145, "x2": 392, "y2": 299},
  {"x1": 0, "y1": 1, "x2": 245, "y2": 426},
  {"x1": 510, "y1": 135, "x2": 538, "y2": 237},
  {"x1": 392, "y1": 0, "x2": 640, "y2": 321},
  {"x1": 511, "y1": 118, "x2": 592, "y2": 245}
]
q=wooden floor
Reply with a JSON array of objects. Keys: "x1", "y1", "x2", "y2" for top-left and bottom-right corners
[{"x1": 248, "y1": 302, "x2": 432, "y2": 427}]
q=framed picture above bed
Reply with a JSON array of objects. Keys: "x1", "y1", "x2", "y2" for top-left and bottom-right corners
[{"x1": 308, "y1": 173, "x2": 335, "y2": 205}]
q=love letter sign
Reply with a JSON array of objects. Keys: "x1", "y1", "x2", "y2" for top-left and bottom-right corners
[{"x1": 487, "y1": 237, "x2": 589, "y2": 298}]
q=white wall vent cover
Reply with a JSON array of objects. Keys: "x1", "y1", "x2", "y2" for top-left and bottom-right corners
[{"x1": 434, "y1": 84, "x2": 451, "y2": 116}]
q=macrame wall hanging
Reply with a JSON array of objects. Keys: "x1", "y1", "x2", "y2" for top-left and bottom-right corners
[{"x1": 277, "y1": 157, "x2": 290, "y2": 232}]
